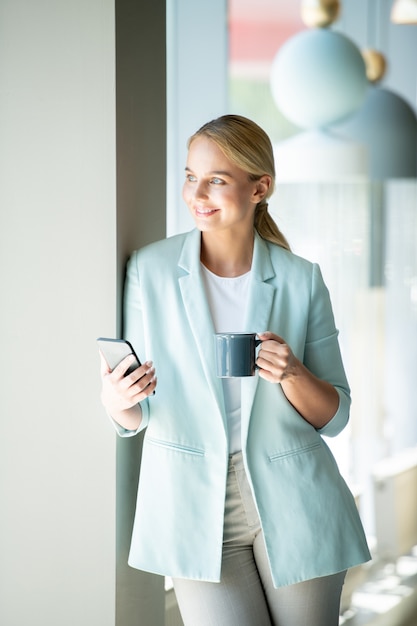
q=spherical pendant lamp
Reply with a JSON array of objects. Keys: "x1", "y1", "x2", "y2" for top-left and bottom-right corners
[
  {"x1": 270, "y1": 27, "x2": 369, "y2": 181},
  {"x1": 270, "y1": 29, "x2": 368, "y2": 129},
  {"x1": 333, "y1": 86, "x2": 417, "y2": 179},
  {"x1": 270, "y1": 2, "x2": 371, "y2": 182}
]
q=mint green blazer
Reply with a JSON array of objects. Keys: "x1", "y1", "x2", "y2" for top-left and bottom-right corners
[{"x1": 117, "y1": 228, "x2": 371, "y2": 587}]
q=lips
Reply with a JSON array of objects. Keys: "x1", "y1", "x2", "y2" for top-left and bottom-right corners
[{"x1": 195, "y1": 206, "x2": 219, "y2": 217}]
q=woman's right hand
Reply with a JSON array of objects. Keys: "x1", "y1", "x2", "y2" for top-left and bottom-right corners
[{"x1": 99, "y1": 352, "x2": 157, "y2": 430}]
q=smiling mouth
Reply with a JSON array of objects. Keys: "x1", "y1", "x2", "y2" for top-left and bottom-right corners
[{"x1": 195, "y1": 207, "x2": 219, "y2": 216}]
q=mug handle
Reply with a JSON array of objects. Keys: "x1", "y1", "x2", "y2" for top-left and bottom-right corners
[{"x1": 254, "y1": 337, "x2": 262, "y2": 370}]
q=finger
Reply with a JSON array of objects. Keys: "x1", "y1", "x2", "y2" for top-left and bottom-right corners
[
  {"x1": 122, "y1": 363, "x2": 155, "y2": 395},
  {"x1": 257, "y1": 342, "x2": 289, "y2": 371},
  {"x1": 258, "y1": 343, "x2": 284, "y2": 365},
  {"x1": 129, "y1": 371, "x2": 157, "y2": 402},
  {"x1": 140, "y1": 374, "x2": 157, "y2": 398},
  {"x1": 257, "y1": 331, "x2": 285, "y2": 344},
  {"x1": 258, "y1": 365, "x2": 288, "y2": 385},
  {"x1": 256, "y1": 356, "x2": 283, "y2": 378},
  {"x1": 256, "y1": 352, "x2": 276, "y2": 368},
  {"x1": 259, "y1": 342, "x2": 290, "y2": 366},
  {"x1": 257, "y1": 368, "x2": 276, "y2": 383},
  {"x1": 123, "y1": 361, "x2": 153, "y2": 387},
  {"x1": 112, "y1": 354, "x2": 140, "y2": 380}
]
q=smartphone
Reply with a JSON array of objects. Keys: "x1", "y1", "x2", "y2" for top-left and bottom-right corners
[{"x1": 97, "y1": 337, "x2": 141, "y2": 376}]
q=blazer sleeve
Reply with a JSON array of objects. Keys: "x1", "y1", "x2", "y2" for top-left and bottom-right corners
[
  {"x1": 108, "y1": 251, "x2": 150, "y2": 438},
  {"x1": 304, "y1": 263, "x2": 351, "y2": 437}
]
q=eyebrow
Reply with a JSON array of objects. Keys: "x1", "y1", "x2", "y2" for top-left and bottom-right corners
[{"x1": 184, "y1": 167, "x2": 233, "y2": 177}]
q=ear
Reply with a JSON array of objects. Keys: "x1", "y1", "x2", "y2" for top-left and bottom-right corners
[{"x1": 252, "y1": 175, "x2": 272, "y2": 203}]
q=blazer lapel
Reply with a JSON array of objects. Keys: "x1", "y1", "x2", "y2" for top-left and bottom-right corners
[
  {"x1": 243, "y1": 232, "x2": 276, "y2": 334},
  {"x1": 177, "y1": 230, "x2": 226, "y2": 423},
  {"x1": 241, "y1": 232, "x2": 276, "y2": 444}
]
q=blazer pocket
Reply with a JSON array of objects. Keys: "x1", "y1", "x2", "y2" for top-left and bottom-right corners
[
  {"x1": 146, "y1": 436, "x2": 205, "y2": 457},
  {"x1": 268, "y1": 441, "x2": 321, "y2": 463}
]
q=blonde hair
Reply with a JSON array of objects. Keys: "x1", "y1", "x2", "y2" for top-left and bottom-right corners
[{"x1": 188, "y1": 114, "x2": 290, "y2": 251}]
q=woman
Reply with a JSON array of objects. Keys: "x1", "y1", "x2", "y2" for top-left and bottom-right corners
[{"x1": 100, "y1": 114, "x2": 371, "y2": 626}]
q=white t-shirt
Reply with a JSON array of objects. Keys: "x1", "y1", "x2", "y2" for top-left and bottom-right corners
[{"x1": 201, "y1": 264, "x2": 251, "y2": 454}]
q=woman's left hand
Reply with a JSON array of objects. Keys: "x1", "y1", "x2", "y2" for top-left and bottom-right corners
[
  {"x1": 256, "y1": 331, "x2": 298, "y2": 384},
  {"x1": 255, "y1": 332, "x2": 340, "y2": 428}
]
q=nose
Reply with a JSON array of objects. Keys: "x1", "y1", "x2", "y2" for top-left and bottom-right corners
[{"x1": 194, "y1": 180, "x2": 209, "y2": 200}]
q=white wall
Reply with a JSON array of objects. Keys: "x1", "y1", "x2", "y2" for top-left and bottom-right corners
[
  {"x1": 0, "y1": 1, "x2": 166, "y2": 624},
  {"x1": 0, "y1": 1, "x2": 117, "y2": 624}
]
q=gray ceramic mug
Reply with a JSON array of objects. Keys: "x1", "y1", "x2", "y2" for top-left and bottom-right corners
[{"x1": 215, "y1": 332, "x2": 262, "y2": 378}]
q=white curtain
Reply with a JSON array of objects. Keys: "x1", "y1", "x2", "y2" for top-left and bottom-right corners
[
  {"x1": 270, "y1": 181, "x2": 389, "y2": 533},
  {"x1": 384, "y1": 180, "x2": 417, "y2": 454}
]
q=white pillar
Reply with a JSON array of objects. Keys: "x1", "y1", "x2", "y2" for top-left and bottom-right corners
[{"x1": 115, "y1": 0, "x2": 166, "y2": 624}]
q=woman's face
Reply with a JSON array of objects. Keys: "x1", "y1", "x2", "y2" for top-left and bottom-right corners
[{"x1": 183, "y1": 136, "x2": 268, "y2": 236}]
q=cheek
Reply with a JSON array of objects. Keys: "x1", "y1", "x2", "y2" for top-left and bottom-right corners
[{"x1": 182, "y1": 183, "x2": 189, "y2": 204}]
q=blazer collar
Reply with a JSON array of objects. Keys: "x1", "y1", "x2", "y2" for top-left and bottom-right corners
[
  {"x1": 178, "y1": 227, "x2": 202, "y2": 275},
  {"x1": 178, "y1": 228, "x2": 275, "y2": 282}
]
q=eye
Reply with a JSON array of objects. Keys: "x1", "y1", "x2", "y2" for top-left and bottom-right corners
[
  {"x1": 210, "y1": 177, "x2": 224, "y2": 185},
  {"x1": 186, "y1": 174, "x2": 197, "y2": 183}
]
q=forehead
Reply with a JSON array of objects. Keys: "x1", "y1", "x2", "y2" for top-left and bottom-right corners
[
  {"x1": 188, "y1": 136, "x2": 226, "y2": 158},
  {"x1": 186, "y1": 136, "x2": 238, "y2": 173}
]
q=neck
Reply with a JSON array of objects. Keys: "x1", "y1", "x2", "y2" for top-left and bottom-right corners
[{"x1": 200, "y1": 230, "x2": 255, "y2": 277}]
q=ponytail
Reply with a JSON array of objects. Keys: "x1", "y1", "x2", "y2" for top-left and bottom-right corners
[{"x1": 254, "y1": 202, "x2": 291, "y2": 251}]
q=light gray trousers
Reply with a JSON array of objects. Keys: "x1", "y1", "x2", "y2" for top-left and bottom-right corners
[{"x1": 173, "y1": 451, "x2": 346, "y2": 626}]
